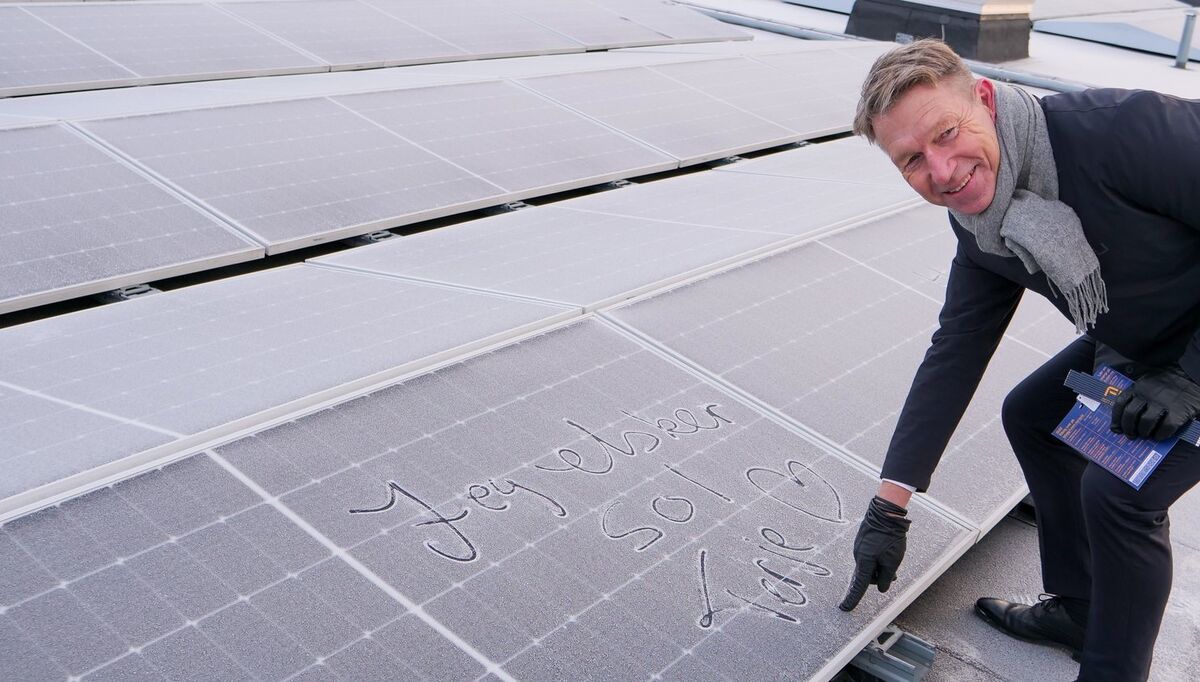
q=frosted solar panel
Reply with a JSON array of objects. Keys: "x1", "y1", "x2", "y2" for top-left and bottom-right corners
[
  {"x1": 0, "y1": 123, "x2": 262, "y2": 314},
  {"x1": 80, "y1": 97, "x2": 510, "y2": 253},
  {"x1": 519, "y1": 65, "x2": 797, "y2": 164},
  {"x1": 365, "y1": 0, "x2": 585, "y2": 59},
  {"x1": 312, "y1": 205, "x2": 793, "y2": 309},
  {"x1": 1031, "y1": 0, "x2": 1186, "y2": 21},
  {"x1": 781, "y1": 0, "x2": 854, "y2": 13},
  {"x1": 1035, "y1": 9, "x2": 1200, "y2": 61},
  {"x1": 557, "y1": 168, "x2": 920, "y2": 238},
  {"x1": 717, "y1": 136, "x2": 913, "y2": 189},
  {"x1": 333, "y1": 80, "x2": 676, "y2": 195},
  {"x1": 0, "y1": 454, "x2": 488, "y2": 681},
  {"x1": 0, "y1": 7, "x2": 136, "y2": 97},
  {"x1": 0, "y1": 264, "x2": 573, "y2": 515},
  {"x1": 610, "y1": 206, "x2": 1071, "y2": 529},
  {"x1": 647, "y1": 56, "x2": 861, "y2": 137},
  {"x1": 752, "y1": 44, "x2": 882, "y2": 99},
  {"x1": 219, "y1": 0, "x2": 469, "y2": 70},
  {"x1": 508, "y1": 0, "x2": 672, "y2": 49},
  {"x1": 26, "y1": 3, "x2": 324, "y2": 81},
  {"x1": 211, "y1": 318, "x2": 972, "y2": 679},
  {"x1": 587, "y1": 0, "x2": 752, "y2": 42}
]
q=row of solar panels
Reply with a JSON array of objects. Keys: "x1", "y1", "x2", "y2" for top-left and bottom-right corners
[
  {"x1": 0, "y1": 143, "x2": 1075, "y2": 678},
  {"x1": 0, "y1": 0, "x2": 749, "y2": 98},
  {"x1": 0, "y1": 41, "x2": 891, "y2": 315}
]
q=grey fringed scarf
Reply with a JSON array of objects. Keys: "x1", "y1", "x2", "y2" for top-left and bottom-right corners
[{"x1": 950, "y1": 83, "x2": 1108, "y2": 333}]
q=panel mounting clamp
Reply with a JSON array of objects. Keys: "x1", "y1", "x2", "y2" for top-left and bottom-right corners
[{"x1": 848, "y1": 625, "x2": 936, "y2": 682}]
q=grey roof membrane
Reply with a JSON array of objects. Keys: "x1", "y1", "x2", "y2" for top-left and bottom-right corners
[
  {"x1": 0, "y1": 264, "x2": 572, "y2": 510},
  {"x1": 311, "y1": 204, "x2": 794, "y2": 310},
  {"x1": 78, "y1": 96, "x2": 513, "y2": 254},
  {"x1": 217, "y1": 0, "x2": 469, "y2": 70},
  {"x1": 554, "y1": 166, "x2": 920, "y2": 238},
  {"x1": 0, "y1": 317, "x2": 974, "y2": 681},
  {"x1": 0, "y1": 123, "x2": 262, "y2": 314},
  {"x1": 1035, "y1": 9, "x2": 1200, "y2": 61},
  {"x1": 608, "y1": 204, "x2": 1076, "y2": 529},
  {"x1": 518, "y1": 64, "x2": 798, "y2": 164},
  {"x1": 24, "y1": 2, "x2": 325, "y2": 80},
  {"x1": 331, "y1": 80, "x2": 677, "y2": 195}
]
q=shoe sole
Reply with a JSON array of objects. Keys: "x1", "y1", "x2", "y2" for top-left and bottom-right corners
[{"x1": 973, "y1": 604, "x2": 1083, "y2": 663}]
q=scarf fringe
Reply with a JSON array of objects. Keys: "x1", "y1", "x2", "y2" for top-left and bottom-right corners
[{"x1": 1063, "y1": 268, "x2": 1109, "y2": 334}]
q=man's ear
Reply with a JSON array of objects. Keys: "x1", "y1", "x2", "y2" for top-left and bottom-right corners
[{"x1": 975, "y1": 78, "x2": 997, "y2": 120}]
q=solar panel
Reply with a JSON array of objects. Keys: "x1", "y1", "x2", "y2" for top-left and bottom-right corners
[
  {"x1": 646, "y1": 56, "x2": 860, "y2": 138},
  {"x1": 364, "y1": 0, "x2": 585, "y2": 59},
  {"x1": 608, "y1": 205, "x2": 1067, "y2": 529},
  {"x1": 0, "y1": 123, "x2": 262, "y2": 314},
  {"x1": 333, "y1": 80, "x2": 676, "y2": 195},
  {"x1": 0, "y1": 454, "x2": 490, "y2": 680},
  {"x1": 587, "y1": 0, "x2": 752, "y2": 42},
  {"x1": 1035, "y1": 9, "x2": 1200, "y2": 61},
  {"x1": 1030, "y1": 0, "x2": 1186, "y2": 21},
  {"x1": 557, "y1": 168, "x2": 920, "y2": 238},
  {"x1": 25, "y1": 3, "x2": 324, "y2": 82},
  {"x1": 219, "y1": 0, "x2": 469, "y2": 70},
  {"x1": 0, "y1": 319, "x2": 974, "y2": 681},
  {"x1": 717, "y1": 136, "x2": 915, "y2": 190},
  {"x1": 519, "y1": 65, "x2": 797, "y2": 164},
  {"x1": 781, "y1": 0, "x2": 854, "y2": 13},
  {"x1": 311, "y1": 205, "x2": 794, "y2": 309},
  {"x1": 507, "y1": 0, "x2": 672, "y2": 49},
  {"x1": 0, "y1": 7, "x2": 137, "y2": 98},
  {"x1": 79, "y1": 97, "x2": 511, "y2": 254},
  {"x1": 0, "y1": 264, "x2": 574, "y2": 516}
]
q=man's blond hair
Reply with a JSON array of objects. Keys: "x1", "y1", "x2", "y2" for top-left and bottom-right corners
[{"x1": 853, "y1": 39, "x2": 974, "y2": 144}]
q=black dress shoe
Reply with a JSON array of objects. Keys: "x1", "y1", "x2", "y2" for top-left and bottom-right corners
[{"x1": 975, "y1": 594, "x2": 1086, "y2": 661}]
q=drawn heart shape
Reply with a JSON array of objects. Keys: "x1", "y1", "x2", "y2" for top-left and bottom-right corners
[{"x1": 745, "y1": 460, "x2": 846, "y2": 524}]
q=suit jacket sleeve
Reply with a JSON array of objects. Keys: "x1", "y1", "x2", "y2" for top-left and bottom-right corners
[
  {"x1": 879, "y1": 233, "x2": 1025, "y2": 492},
  {"x1": 1104, "y1": 91, "x2": 1200, "y2": 381}
]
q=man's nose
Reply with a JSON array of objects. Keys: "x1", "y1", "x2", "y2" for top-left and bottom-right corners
[{"x1": 927, "y1": 150, "x2": 955, "y2": 187}]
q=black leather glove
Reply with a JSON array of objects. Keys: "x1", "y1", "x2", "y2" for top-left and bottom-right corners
[
  {"x1": 1110, "y1": 367, "x2": 1200, "y2": 441},
  {"x1": 839, "y1": 496, "x2": 911, "y2": 612}
]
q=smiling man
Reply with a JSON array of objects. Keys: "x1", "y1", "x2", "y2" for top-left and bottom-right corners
[{"x1": 835, "y1": 39, "x2": 1200, "y2": 682}]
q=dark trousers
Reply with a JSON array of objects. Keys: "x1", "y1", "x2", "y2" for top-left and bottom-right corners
[{"x1": 1002, "y1": 335, "x2": 1200, "y2": 681}]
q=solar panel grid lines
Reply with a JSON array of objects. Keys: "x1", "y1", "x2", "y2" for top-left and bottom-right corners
[
  {"x1": 309, "y1": 204, "x2": 799, "y2": 312},
  {"x1": 330, "y1": 79, "x2": 679, "y2": 197},
  {"x1": 216, "y1": 0, "x2": 471, "y2": 71},
  {"x1": 23, "y1": 2, "x2": 328, "y2": 83},
  {"x1": 77, "y1": 96, "x2": 516, "y2": 254},
  {"x1": 517, "y1": 64, "x2": 799, "y2": 165},
  {"x1": 361, "y1": 0, "x2": 587, "y2": 60},
  {"x1": 503, "y1": 0, "x2": 676, "y2": 50},
  {"x1": 0, "y1": 6, "x2": 137, "y2": 98},
  {"x1": 0, "y1": 263, "x2": 579, "y2": 522},
  {"x1": 199, "y1": 317, "x2": 974, "y2": 680},
  {"x1": 605, "y1": 206, "x2": 1036, "y2": 529},
  {"x1": 0, "y1": 122, "x2": 264, "y2": 315}
]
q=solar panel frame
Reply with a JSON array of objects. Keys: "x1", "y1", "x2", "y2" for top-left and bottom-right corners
[
  {"x1": 23, "y1": 1, "x2": 329, "y2": 88},
  {"x1": 0, "y1": 6, "x2": 139, "y2": 98},
  {"x1": 78, "y1": 96, "x2": 517, "y2": 254},
  {"x1": 217, "y1": 0, "x2": 472, "y2": 71},
  {"x1": 310, "y1": 204, "x2": 797, "y2": 311},
  {"x1": 518, "y1": 63, "x2": 800, "y2": 165},
  {"x1": 0, "y1": 264, "x2": 578, "y2": 523},
  {"x1": 0, "y1": 122, "x2": 264, "y2": 315},
  {"x1": 331, "y1": 80, "x2": 679, "y2": 197}
]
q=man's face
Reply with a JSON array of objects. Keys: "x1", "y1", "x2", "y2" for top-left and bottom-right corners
[{"x1": 873, "y1": 78, "x2": 1000, "y2": 215}]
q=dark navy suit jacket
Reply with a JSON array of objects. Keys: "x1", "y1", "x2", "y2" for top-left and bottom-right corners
[{"x1": 881, "y1": 89, "x2": 1200, "y2": 491}]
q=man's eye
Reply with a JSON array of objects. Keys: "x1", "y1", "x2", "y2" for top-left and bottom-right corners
[
  {"x1": 939, "y1": 126, "x2": 957, "y2": 141},
  {"x1": 904, "y1": 154, "x2": 922, "y2": 171}
]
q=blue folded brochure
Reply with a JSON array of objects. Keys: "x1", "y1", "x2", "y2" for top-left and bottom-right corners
[{"x1": 1054, "y1": 366, "x2": 1180, "y2": 490}]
